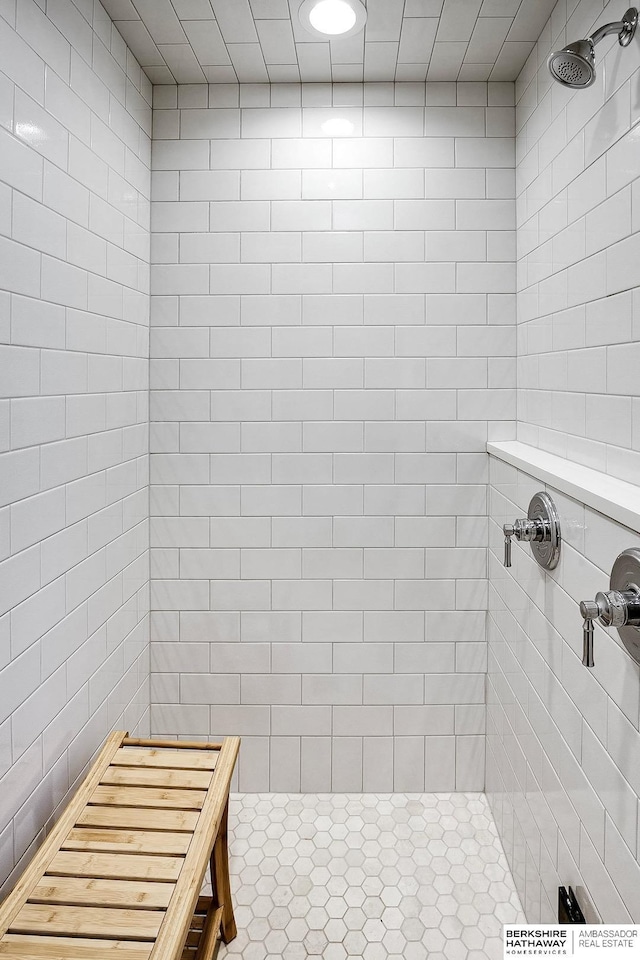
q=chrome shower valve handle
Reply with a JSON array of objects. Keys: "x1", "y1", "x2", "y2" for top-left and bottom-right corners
[
  {"x1": 503, "y1": 519, "x2": 546, "y2": 567},
  {"x1": 503, "y1": 523, "x2": 514, "y2": 567},
  {"x1": 502, "y1": 493, "x2": 561, "y2": 571},
  {"x1": 579, "y1": 598, "x2": 601, "y2": 667},
  {"x1": 579, "y1": 588, "x2": 640, "y2": 667}
]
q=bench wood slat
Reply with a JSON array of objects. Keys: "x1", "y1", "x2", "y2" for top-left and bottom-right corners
[
  {"x1": 0, "y1": 935, "x2": 152, "y2": 959},
  {"x1": 90, "y1": 787, "x2": 206, "y2": 811},
  {"x1": 100, "y1": 769, "x2": 212, "y2": 791},
  {"x1": 47, "y1": 852, "x2": 182, "y2": 883},
  {"x1": 122, "y1": 740, "x2": 222, "y2": 752},
  {"x1": 8, "y1": 905, "x2": 163, "y2": 941},
  {"x1": 113, "y1": 750, "x2": 217, "y2": 772},
  {"x1": 76, "y1": 807, "x2": 199, "y2": 833},
  {"x1": 29, "y1": 877, "x2": 174, "y2": 910},
  {"x1": 62, "y1": 830, "x2": 191, "y2": 856}
]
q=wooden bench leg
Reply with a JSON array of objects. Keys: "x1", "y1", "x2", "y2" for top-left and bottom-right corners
[{"x1": 210, "y1": 797, "x2": 237, "y2": 944}]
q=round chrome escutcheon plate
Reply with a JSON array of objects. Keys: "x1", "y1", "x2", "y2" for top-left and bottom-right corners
[
  {"x1": 610, "y1": 547, "x2": 640, "y2": 664},
  {"x1": 528, "y1": 492, "x2": 561, "y2": 571}
]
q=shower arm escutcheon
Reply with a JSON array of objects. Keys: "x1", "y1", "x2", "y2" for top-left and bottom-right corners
[
  {"x1": 502, "y1": 492, "x2": 561, "y2": 571},
  {"x1": 579, "y1": 549, "x2": 640, "y2": 667}
]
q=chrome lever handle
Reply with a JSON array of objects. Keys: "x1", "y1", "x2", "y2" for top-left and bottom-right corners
[
  {"x1": 580, "y1": 599, "x2": 600, "y2": 667},
  {"x1": 578, "y1": 549, "x2": 640, "y2": 669},
  {"x1": 504, "y1": 535, "x2": 512, "y2": 568},
  {"x1": 582, "y1": 618, "x2": 595, "y2": 667},
  {"x1": 502, "y1": 519, "x2": 540, "y2": 567},
  {"x1": 579, "y1": 591, "x2": 640, "y2": 667},
  {"x1": 503, "y1": 523, "x2": 514, "y2": 567},
  {"x1": 580, "y1": 608, "x2": 596, "y2": 666},
  {"x1": 502, "y1": 493, "x2": 561, "y2": 572}
]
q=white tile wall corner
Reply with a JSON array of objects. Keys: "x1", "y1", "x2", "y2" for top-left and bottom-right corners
[
  {"x1": 149, "y1": 80, "x2": 517, "y2": 792},
  {"x1": 515, "y1": 0, "x2": 640, "y2": 486},
  {"x1": 487, "y1": 453, "x2": 640, "y2": 923},
  {"x1": 0, "y1": 0, "x2": 151, "y2": 892}
]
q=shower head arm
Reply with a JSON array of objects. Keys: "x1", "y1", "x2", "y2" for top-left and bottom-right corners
[
  {"x1": 590, "y1": 19, "x2": 627, "y2": 43},
  {"x1": 590, "y1": 7, "x2": 638, "y2": 46}
]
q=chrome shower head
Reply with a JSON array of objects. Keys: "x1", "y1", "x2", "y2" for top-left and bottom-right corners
[
  {"x1": 548, "y1": 6, "x2": 638, "y2": 88},
  {"x1": 548, "y1": 40, "x2": 596, "y2": 87}
]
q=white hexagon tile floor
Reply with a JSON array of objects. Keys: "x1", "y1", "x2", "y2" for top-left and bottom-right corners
[{"x1": 218, "y1": 793, "x2": 524, "y2": 960}]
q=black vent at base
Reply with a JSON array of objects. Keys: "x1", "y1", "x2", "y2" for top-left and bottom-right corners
[{"x1": 558, "y1": 886, "x2": 586, "y2": 924}]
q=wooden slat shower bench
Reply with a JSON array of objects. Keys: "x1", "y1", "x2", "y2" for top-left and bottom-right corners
[{"x1": 0, "y1": 732, "x2": 240, "y2": 960}]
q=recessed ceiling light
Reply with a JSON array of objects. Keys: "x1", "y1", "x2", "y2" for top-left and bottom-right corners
[
  {"x1": 298, "y1": 0, "x2": 367, "y2": 39},
  {"x1": 309, "y1": 0, "x2": 355, "y2": 33}
]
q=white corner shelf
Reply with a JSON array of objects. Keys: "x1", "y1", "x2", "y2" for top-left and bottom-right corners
[{"x1": 487, "y1": 441, "x2": 640, "y2": 535}]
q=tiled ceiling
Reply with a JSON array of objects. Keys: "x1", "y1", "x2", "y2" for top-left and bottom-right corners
[{"x1": 101, "y1": 0, "x2": 557, "y2": 85}]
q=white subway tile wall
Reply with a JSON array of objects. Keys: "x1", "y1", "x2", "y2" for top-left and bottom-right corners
[
  {"x1": 516, "y1": 0, "x2": 640, "y2": 484},
  {"x1": 149, "y1": 80, "x2": 516, "y2": 791},
  {"x1": 487, "y1": 455, "x2": 640, "y2": 922},
  {"x1": 485, "y1": 0, "x2": 640, "y2": 923},
  {"x1": 0, "y1": 0, "x2": 150, "y2": 891}
]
